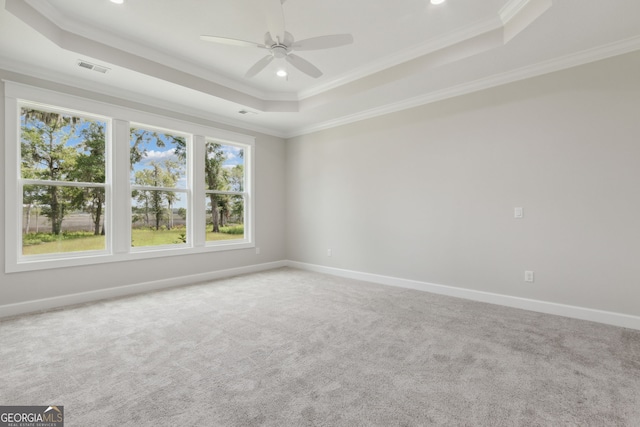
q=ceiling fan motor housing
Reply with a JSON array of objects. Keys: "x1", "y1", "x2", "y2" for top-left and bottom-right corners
[{"x1": 271, "y1": 45, "x2": 289, "y2": 58}]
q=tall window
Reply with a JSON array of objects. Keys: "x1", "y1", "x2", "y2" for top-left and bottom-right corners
[
  {"x1": 205, "y1": 141, "x2": 246, "y2": 242},
  {"x1": 130, "y1": 126, "x2": 188, "y2": 248},
  {"x1": 20, "y1": 106, "x2": 108, "y2": 256},
  {"x1": 5, "y1": 82, "x2": 254, "y2": 272}
]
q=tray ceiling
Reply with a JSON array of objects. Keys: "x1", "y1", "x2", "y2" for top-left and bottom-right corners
[{"x1": 1, "y1": 0, "x2": 640, "y2": 137}]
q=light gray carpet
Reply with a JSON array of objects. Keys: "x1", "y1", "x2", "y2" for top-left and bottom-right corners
[{"x1": 1, "y1": 268, "x2": 639, "y2": 426}]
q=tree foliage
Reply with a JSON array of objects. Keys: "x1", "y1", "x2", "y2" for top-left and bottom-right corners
[
  {"x1": 20, "y1": 109, "x2": 101, "y2": 235},
  {"x1": 20, "y1": 114, "x2": 243, "y2": 239}
]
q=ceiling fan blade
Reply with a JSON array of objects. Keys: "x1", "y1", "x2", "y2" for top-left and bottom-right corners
[
  {"x1": 245, "y1": 55, "x2": 274, "y2": 78},
  {"x1": 293, "y1": 34, "x2": 354, "y2": 51},
  {"x1": 263, "y1": 0, "x2": 286, "y2": 43},
  {"x1": 285, "y1": 54, "x2": 323, "y2": 78},
  {"x1": 200, "y1": 35, "x2": 265, "y2": 49}
]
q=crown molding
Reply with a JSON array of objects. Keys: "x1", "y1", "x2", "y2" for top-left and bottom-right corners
[
  {"x1": 297, "y1": 0, "x2": 544, "y2": 100},
  {"x1": 0, "y1": 58, "x2": 287, "y2": 138},
  {"x1": 286, "y1": 35, "x2": 640, "y2": 138},
  {"x1": 23, "y1": 0, "x2": 277, "y2": 101},
  {"x1": 14, "y1": 0, "x2": 542, "y2": 105},
  {"x1": 500, "y1": 0, "x2": 535, "y2": 24},
  {"x1": 297, "y1": 16, "x2": 504, "y2": 100}
]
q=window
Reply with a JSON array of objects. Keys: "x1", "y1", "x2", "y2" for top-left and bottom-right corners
[
  {"x1": 204, "y1": 141, "x2": 246, "y2": 242},
  {"x1": 130, "y1": 126, "x2": 189, "y2": 248},
  {"x1": 19, "y1": 106, "x2": 109, "y2": 257},
  {"x1": 5, "y1": 82, "x2": 254, "y2": 272}
]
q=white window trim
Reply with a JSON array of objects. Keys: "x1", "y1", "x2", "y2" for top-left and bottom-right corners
[{"x1": 4, "y1": 81, "x2": 255, "y2": 273}]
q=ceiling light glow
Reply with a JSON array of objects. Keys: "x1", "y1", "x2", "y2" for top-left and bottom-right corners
[
  {"x1": 430, "y1": 0, "x2": 446, "y2": 4},
  {"x1": 110, "y1": 0, "x2": 124, "y2": 4},
  {"x1": 276, "y1": 69, "x2": 288, "y2": 77}
]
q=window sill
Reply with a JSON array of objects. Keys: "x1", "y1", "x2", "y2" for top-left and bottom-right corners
[{"x1": 6, "y1": 241, "x2": 255, "y2": 273}]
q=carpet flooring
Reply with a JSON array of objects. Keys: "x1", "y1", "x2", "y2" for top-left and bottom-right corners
[{"x1": 1, "y1": 267, "x2": 639, "y2": 426}]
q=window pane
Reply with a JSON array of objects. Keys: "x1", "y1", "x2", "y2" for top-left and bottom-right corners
[
  {"x1": 130, "y1": 127, "x2": 186, "y2": 188},
  {"x1": 205, "y1": 142, "x2": 244, "y2": 191},
  {"x1": 205, "y1": 194, "x2": 245, "y2": 241},
  {"x1": 22, "y1": 184, "x2": 106, "y2": 255},
  {"x1": 20, "y1": 108, "x2": 106, "y2": 183},
  {"x1": 131, "y1": 190, "x2": 187, "y2": 247}
]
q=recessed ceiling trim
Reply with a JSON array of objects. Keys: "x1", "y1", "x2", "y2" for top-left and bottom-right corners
[
  {"x1": 0, "y1": 58, "x2": 288, "y2": 138},
  {"x1": 13, "y1": 0, "x2": 546, "y2": 105},
  {"x1": 500, "y1": 0, "x2": 534, "y2": 23},
  {"x1": 5, "y1": 0, "x2": 300, "y2": 113},
  {"x1": 500, "y1": 0, "x2": 552, "y2": 43},
  {"x1": 287, "y1": 34, "x2": 640, "y2": 138},
  {"x1": 21, "y1": 0, "x2": 277, "y2": 101},
  {"x1": 297, "y1": 15, "x2": 504, "y2": 100},
  {"x1": 271, "y1": 0, "x2": 546, "y2": 100}
]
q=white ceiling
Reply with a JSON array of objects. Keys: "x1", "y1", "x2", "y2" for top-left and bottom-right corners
[{"x1": 1, "y1": 0, "x2": 640, "y2": 137}]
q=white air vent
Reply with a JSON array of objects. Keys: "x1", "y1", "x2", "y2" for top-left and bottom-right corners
[
  {"x1": 77, "y1": 60, "x2": 110, "y2": 74},
  {"x1": 92, "y1": 65, "x2": 109, "y2": 74}
]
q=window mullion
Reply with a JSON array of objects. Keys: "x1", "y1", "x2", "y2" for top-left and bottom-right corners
[
  {"x1": 21, "y1": 179, "x2": 107, "y2": 188},
  {"x1": 112, "y1": 119, "x2": 131, "y2": 254},
  {"x1": 192, "y1": 135, "x2": 206, "y2": 247},
  {"x1": 5, "y1": 94, "x2": 20, "y2": 268},
  {"x1": 131, "y1": 185, "x2": 188, "y2": 193}
]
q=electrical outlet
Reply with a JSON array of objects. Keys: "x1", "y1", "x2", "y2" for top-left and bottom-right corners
[
  {"x1": 327, "y1": 249, "x2": 332, "y2": 257},
  {"x1": 524, "y1": 271, "x2": 534, "y2": 282},
  {"x1": 255, "y1": 247, "x2": 260, "y2": 255}
]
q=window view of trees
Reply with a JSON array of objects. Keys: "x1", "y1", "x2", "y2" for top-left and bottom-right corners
[
  {"x1": 130, "y1": 127, "x2": 188, "y2": 247},
  {"x1": 20, "y1": 107, "x2": 107, "y2": 256},
  {"x1": 205, "y1": 141, "x2": 245, "y2": 241},
  {"x1": 128, "y1": 131, "x2": 247, "y2": 247},
  {"x1": 14, "y1": 97, "x2": 251, "y2": 266}
]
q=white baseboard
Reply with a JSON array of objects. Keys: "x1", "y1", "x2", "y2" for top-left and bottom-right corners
[
  {"x1": 5, "y1": 259, "x2": 639, "y2": 331},
  {"x1": 0, "y1": 261, "x2": 287, "y2": 318},
  {"x1": 285, "y1": 260, "x2": 640, "y2": 331}
]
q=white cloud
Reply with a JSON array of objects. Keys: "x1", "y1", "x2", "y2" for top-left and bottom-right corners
[{"x1": 145, "y1": 148, "x2": 176, "y2": 160}]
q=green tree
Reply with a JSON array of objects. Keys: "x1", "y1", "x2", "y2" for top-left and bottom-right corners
[
  {"x1": 229, "y1": 164, "x2": 244, "y2": 224},
  {"x1": 205, "y1": 143, "x2": 226, "y2": 232},
  {"x1": 69, "y1": 122, "x2": 106, "y2": 235},
  {"x1": 21, "y1": 138, "x2": 41, "y2": 234},
  {"x1": 161, "y1": 159, "x2": 182, "y2": 230},
  {"x1": 21, "y1": 110, "x2": 79, "y2": 235},
  {"x1": 133, "y1": 160, "x2": 181, "y2": 230}
]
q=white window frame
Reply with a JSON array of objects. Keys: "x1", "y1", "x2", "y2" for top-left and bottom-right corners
[
  {"x1": 4, "y1": 81, "x2": 255, "y2": 273},
  {"x1": 202, "y1": 139, "x2": 251, "y2": 247}
]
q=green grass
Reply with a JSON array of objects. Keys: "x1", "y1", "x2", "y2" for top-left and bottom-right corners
[
  {"x1": 22, "y1": 233, "x2": 106, "y2": 255},
  {"x1": 131, "y1": 228, "x2": 188, "y2": 247},
  {"x1": 22, "y1": 226, "x2": 245, "y2": 255}
]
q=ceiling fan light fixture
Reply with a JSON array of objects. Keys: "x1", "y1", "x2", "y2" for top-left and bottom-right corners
[
  {"x1": 430, "y1": 0, "x2": 446, "y2": 4},
  {"x1": 276, "y1": 69, "x2": 288, "y2": 77},
  {"x1": 110, "y1": 0, "x2": 124, "y2": 4},
  {"x1": 200, "y1": 2, "x2": 353, "y2": 79}
]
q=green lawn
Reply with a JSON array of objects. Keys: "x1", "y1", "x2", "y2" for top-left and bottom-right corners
[{"x1": 22, "y1": 227, "x2": 243, "y2": 255}]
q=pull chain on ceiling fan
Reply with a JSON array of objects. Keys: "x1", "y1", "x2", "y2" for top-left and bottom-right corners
[{"x1": 200, "y1": 0, "x2": 354, "y2": 78}]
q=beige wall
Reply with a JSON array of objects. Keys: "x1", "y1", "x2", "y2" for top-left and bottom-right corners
[
  {"x1": 286, "y1": 51, "x2": 640, "y2": 316},
  {"x1": 0, "y1": 72, "x2": 287, "y2": 307}
]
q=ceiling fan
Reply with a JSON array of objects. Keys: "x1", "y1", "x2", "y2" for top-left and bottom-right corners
[{"x1": 200, "y1": 0, "x2": 353, "y2": 79}]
